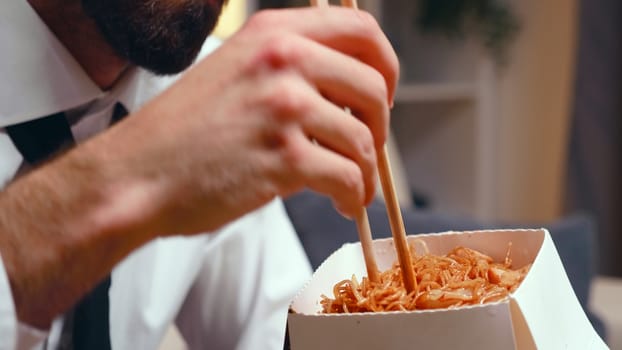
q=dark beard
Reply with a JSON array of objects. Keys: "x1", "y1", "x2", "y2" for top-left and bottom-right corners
[{"x1": 82, "y1": 0, "x2": 225, "y2": 75}]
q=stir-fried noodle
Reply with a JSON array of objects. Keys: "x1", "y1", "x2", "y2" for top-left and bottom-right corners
[{"x1": 320, "y1": 242, "x2": 530, "y2": 313}]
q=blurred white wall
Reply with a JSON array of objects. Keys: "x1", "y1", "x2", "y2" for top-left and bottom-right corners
[{"x1": 496, "y1": 0, "x2": 578, "y2": 222}]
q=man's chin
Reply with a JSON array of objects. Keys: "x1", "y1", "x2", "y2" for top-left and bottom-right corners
[
  {"x1": 125, "y1": 41, "x2": 206, "y2": 76},
  {"x1": 83, "y1": 0, "x2": 225, "y2": 75}
]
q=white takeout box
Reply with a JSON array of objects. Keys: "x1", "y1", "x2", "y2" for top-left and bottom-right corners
[{"x1": 288, "y1": 229, "x2": 608, "y2": 349}]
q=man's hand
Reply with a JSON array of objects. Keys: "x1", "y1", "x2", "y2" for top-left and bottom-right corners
[
  {"x1": 0, "y1": 6, "x2": 398, "y2": 328},
  {"x1": 101, "y1": 7, "x2": 399, "y2": 235}
]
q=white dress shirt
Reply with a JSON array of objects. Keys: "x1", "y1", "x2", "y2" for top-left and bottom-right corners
[{"x1": 0, "y1": 1, "x2": 312, "y2": 349}]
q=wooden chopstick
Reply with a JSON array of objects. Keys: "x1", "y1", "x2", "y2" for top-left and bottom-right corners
[
  {"x1": 377, "y1": 146, "x2": 416, "y2": 293},
  {"x1": 339, "y1": 0, "x2": 417, "y2": 293},
  {"x1": 354, "y1": 208, "x2": 379, "y2": 282},
  {"x1": 309, "y1": 0, "x2": 380, "y2": 283}
]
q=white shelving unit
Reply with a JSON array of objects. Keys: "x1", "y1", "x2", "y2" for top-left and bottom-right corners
[
  {"x1": 363, "y1": 0, "x2": 500, "y2": 221},
  {"x1": 394, "y1": 83, "x2": 476, "y2": 103}
]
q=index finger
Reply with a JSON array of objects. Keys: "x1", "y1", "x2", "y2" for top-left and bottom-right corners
[{"x1": 244, "y1": 7, "x2": 400, "y2": 105}]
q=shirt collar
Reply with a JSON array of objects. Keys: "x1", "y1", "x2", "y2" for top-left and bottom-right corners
[
  {"x1": 0, "y1": 0, "x2": 103, "y2": 128},
  {"x1": 0, "y1": 0, "x2": 224, "y2": 127}
]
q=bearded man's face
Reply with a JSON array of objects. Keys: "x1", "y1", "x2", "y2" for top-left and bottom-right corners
[{"x1": 81, "y1": 0, "x2": 226, "y2": 75}]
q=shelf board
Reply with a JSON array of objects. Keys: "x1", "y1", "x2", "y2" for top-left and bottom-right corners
[{"x1": 395, "y1": 82, "x2": 476, "y2": 103}]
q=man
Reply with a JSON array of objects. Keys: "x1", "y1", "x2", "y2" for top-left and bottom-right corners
[{"x1": 0, "y1": 0, "x2": 398, "y2": 348}]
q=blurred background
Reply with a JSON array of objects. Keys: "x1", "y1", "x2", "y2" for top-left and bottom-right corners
[{"x1": 164, "y1": 0, "x2": 622, "y2": 348}]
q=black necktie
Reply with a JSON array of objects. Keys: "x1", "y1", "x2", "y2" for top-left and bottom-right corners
[
  {"x1": 5, "y1": 103, "x2": 128, "y2": 350},
  {"x1": 5, "y1": 112, "x2": 74, "y2": 166}
]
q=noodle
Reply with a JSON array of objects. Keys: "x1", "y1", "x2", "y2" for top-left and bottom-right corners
[{"x1": 320, "y1": 243, "x2": 531, "y2": 313}]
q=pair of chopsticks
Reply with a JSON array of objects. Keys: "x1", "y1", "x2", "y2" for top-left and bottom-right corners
[{"x1": 310, "y1": 0, "x2": 417, "y2": 293}]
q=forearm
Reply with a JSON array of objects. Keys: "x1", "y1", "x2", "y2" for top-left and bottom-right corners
[
  {"x1": 0, "y1": 136, "x2": 158, "y2": 329},
  {"x1": 0, "y1": 4, "x2": 401, "y2": 331}
]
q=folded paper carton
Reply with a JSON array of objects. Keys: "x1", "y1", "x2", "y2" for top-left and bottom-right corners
[{"x1": 288, "y1": 229, "x2": 607, "y2": 349}]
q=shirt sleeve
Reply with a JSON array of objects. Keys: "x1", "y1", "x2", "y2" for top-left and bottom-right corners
[
  {"x1": 175, "y1": 198, "x2": 312, "y2": 350},
  {"x1": 0, "y1": 251, "x2": 18, "y2": 350},
  {"x1": 0, "y1": 252, "x2": 48, "y2": 350}
]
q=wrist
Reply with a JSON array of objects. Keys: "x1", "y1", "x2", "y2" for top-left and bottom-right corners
[
  {"x1": 69, "y1": 132, "x2": 167, "y2": 244},
  {"x1": 0, "y1": 136, "x2": 161, "y2": 327}
]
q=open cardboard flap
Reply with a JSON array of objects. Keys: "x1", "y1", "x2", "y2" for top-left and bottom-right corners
[{"x1": 288, "y1": 229, "x2": 607, "y2": 350}]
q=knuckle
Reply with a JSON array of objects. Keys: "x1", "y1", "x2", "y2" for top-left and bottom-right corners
[
  {"x1": 247, "y1": 34, "x2": 304, "y2": 73},
  {"x1": 280, "y1": 137, "x2": 306, "y2": 172},
  {"x1": 265, "y1": 35, "x2": 303, "y2": 68},
  {"x1": 358, "y1": 11, "x2": 380, "y2": 32},
  {"x1": 266, "y1": 77, "x2": 309, "y2": 118},
  {"x1": 246, "y1": 10, "x2": 280, "y2": 31},
  {"x1": 352, "y1": 10, "x2": 380, "y2": 38}
]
